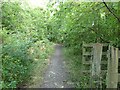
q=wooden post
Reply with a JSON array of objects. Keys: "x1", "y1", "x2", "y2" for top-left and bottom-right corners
[
  {"x1": 81, "y1": 46, "x2": 86, "y2": 74},
  {"x1": 82, "y1": 43, "x2": 109, "y2": 88},
  {"x1": 107, "y1": 46, "x2": 118, "y2": 88},
  {"x1": 82, "y1": 42, "x2": 94, "y2": 88},
  {"x1": 92, "y1": 43, "x2": 103, "y2": 88}
]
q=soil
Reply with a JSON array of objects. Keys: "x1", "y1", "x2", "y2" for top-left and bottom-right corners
[{"x1": 41, "y1": 44, "x2": 74, "y2": 88}]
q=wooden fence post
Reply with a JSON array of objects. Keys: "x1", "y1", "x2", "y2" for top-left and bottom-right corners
[
  {"x1": 82, "y1": 43, "x2": 110, "y2": 88},
  {"x1": 92, "y1": 43, "x2": 103, "y2": 88},
  {"x1": 107, "y1": 46, "x2": 118, "y2": 88},
  {"x1": 82, "y1": 42, "x2": 94, "y2": 88}
]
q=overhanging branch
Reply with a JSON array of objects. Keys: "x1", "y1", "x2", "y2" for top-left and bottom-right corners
[{"x1": 102, "y1": 0, "x2": 120, "y2": 23}]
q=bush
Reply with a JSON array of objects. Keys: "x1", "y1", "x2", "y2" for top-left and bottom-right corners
[{"x1": 1, "y1": 36, "x2": 33, "y2": 88}]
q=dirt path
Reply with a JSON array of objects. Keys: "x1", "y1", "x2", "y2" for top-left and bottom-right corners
[{"x1": 41, "y1": 44, "x2": 73, "y2": 88}]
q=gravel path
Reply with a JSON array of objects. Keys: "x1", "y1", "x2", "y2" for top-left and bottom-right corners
[{"x1": 41, "y1": 44, "x2": 74, "y2": 88}]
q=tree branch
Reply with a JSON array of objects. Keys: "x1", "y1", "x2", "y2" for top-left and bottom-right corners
[{"x1": 102, "y1": 0, "x2": 120, "y2": 23}]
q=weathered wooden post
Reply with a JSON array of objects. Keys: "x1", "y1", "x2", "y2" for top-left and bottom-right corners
[
  {"x1": 107, "y1": 46, "x2": 118, "y2": 88},
  {"x1": 92, "y1": 43, "x2": 103, "y2": 88},
  {"x1": 82, "y1": 43, "x2": 110, "y2": 88},
  {"x1": 82, "y1": 42, "x2": 94, "y2": 88}
]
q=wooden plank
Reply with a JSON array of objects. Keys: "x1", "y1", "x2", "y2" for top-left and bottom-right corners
[
  {"x1": 83, "y1": 52, "x2": 93, "y2": 55},
  {"x1": 106, "y1": 46, "x2": 118, "y2": 88},
  {"x1": 83, "y1": 61, "x2": 92, "y2": 64},
  {"x1": 83, "y1": 43, "x2": 108, "y2": 47},
  {"x1": 101, "y1": 61, "x2": 107, "y2": 64},
  {"x1": 102, "y1": 52, "x2": 108, "y2": 55},
  {"x1": 102, "y1": 43, "x2": 109, "y2": 47},
  {"x1": 83, "y1": 43, "x2": 94, "y2": 47},
  {"x1": 82, "y1": 70, "x2": 91, "y2": 73},
  {"x1": 83, "y1": 52, "x2": 107, "y2": 56},
  {"x1": 83, "y1": 61, "x2": 107, "y2": 65},
  {"x1": 82, "y1": 43, "x2": 109, "y2": 88}
]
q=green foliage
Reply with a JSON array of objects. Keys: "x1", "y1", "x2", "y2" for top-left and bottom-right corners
[
  {"x1": 2, "y1": 2, "x2": 22, "y2": 31},
  {"x1": 49, "y1": 1, "x2": 120, "y2": 88},
  {"x1": 1, "y1": 0, "x2": 120, "y2": 88},
  {"x1": 27, "y1": 40, "x2": 54, "y2": 88},
  {"x1": 1, "y1": 1, "x2": 54, "y2": 88},
  {"x1": 50, "y1": 1, "x2": 120, "y2": 48}
]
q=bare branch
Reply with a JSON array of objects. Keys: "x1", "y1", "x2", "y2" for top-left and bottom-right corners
[{"x1": 102, "y1": 0, "x2": 120, "y2": 23}]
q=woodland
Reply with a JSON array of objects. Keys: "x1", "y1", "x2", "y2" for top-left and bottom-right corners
[{"x1": 1, "y1": 0, "x2": 120, "y2": 88}]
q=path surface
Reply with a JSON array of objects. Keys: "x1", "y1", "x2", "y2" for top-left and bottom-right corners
[{"x1": 41, "y1": 44, "x2": 73, "y2": 88}]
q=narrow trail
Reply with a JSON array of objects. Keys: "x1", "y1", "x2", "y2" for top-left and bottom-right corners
[{"x1": 41, "y1": 44, "x2": 73, "y2": 88}]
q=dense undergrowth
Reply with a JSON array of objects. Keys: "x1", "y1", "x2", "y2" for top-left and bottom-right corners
[
  {"x1": 1, "y1": 0, "x2": 120, "y2": 88},
  {"x1": 24, "y1": 40, "x2": 54, "y2": 88},
  {"x1": 63, "y1": 47, "x2": 94, "y2": 88},
  {"x1": 63, "y1": 48, "x2": 82, "y2": 88},
  {"x1": 1, "y1": 1, "x2": 54, "y2": 88}
]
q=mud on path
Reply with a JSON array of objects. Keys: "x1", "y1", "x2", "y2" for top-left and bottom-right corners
[{"x1": 41, "y1": 44, "x2": 74, "y2": 88}]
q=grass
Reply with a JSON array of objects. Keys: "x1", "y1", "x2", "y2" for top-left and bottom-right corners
[
  {"x1": 27, "y1": 59, "x2": 49, "y2": 88},
  {"x1": 63, "y1": 47, "x2": 90, "y2": 88},
  {"x1": 24, "y1": 41, "x2": 55, "y2": 88},
  {"x1": 63, "y1": 47, "x2": 83, "y2": 88}
]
